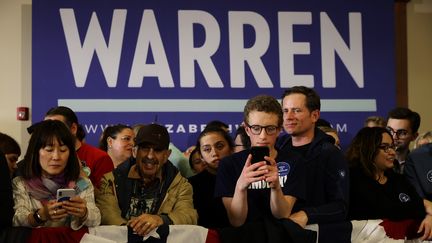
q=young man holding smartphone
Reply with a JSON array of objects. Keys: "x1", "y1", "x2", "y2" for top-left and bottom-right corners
[{"x1": 215, "y1": 95, "x2": 306, "y2": 228}]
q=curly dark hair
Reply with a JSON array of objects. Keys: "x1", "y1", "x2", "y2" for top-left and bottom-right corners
[{"x1": 243, "y1": 95, "x2": 283, "y2": 127}]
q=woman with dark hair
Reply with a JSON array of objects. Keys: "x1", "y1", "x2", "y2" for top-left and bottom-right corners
[
  {"x1": 0, "y1": 151, "x2": 14, "y2": 230},
  {"x1": 12, "y1": 120, "x2": 100, "y2": 229},
  {"x1": 346, "y1": 126, "x2": 432, "y2": 240},
  {"x1": 233, "y1": 125, "x2": 251, "y2": 153},
  {"x1": 188, "y1": 147, "x2": 206, "y2": 174},
  {"x1": 189, "y1": 126, "x2": 234, "y2": 228},
  {"x1": 0, "y1": 132, "x2": 21, "y2": 178},
  {"x1": 99, "y1": 124, "x2": 134, "y2": 168}
]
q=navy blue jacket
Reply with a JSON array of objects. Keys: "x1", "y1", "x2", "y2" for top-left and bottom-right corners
[
  {"x1": 404, "y1": 143, "x2": 432, "y2": 201},
  {"x1": 277, "y1": 128, "x2": 349, "y2": 224}
]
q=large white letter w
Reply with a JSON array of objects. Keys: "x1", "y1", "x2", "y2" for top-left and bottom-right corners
[{"x1": 60, "y1": 9, "x2": 126, "y2": 87}]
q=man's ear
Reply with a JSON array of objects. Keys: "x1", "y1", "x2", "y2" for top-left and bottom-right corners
[
  {"x1": 412, "y1": 132, "x2": 419, "y2": 142},
  {"x1": 166, "y1": 149, "x2": 172, "y2": 158},
  {"x1": 70, "y1": 122, "x2": 78, "y2": 136},
  {"x1": 311, "y1": 110, "x2": 320, "y2": 123},
  {"x1": 107, "y1": 137, "x2": 114, "y2": 149},
  {"x1": 244, "y1": 124, "x2": 253, "y2": 138}
]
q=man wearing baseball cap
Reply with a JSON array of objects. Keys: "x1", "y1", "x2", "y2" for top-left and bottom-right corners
[{"x1": 96, "y1": 124, "x2": 197, "y2": 236}]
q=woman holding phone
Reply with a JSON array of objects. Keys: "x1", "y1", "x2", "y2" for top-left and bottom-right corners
[{"x1": 12, "y1": 120, "x2": 100, "y2": 229}]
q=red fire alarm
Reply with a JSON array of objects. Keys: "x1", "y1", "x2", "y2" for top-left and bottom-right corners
[{"x1": 17, "y1": 107, "x2": 29, "y2": 121}]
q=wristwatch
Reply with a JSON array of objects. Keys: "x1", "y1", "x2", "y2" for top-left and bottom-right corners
[{"x1": 33, "y1": 209, "x2": 46, "y2": 224}]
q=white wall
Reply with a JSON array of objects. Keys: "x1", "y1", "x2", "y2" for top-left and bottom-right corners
[
  {"x1": 0, "y1": 0, "x2": 431, "y2": 157},
  {"x1": 0, "y1": 0, "x2": 32, "y2": 154},
  {"x1": 407, "y1": 0, "x2": 432, "y2": 135}
]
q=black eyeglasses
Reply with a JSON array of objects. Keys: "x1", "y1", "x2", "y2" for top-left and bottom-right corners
[
  {"x1": 245, "y1": 123, "x2": 279, "y2": 135},
  {"x1": 378, "y1": 143, "x2": 396, "y2": 153},
  {"x1": 386, "y1": 126, "x2": 409, "y2": 139}
]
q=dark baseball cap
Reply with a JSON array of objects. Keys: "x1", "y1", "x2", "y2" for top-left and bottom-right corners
[{"x1": 135, "y1": 124, "x2": 170, "y2": 150}]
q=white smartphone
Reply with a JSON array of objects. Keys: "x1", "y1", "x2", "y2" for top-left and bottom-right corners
[{"x1": 56, "y1": 188, "x2": 76, "y2": 202}]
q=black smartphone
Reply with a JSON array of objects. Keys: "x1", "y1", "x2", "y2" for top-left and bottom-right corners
[{"x1": 250, "y1": 146, "x2": 269, "y2": 164}]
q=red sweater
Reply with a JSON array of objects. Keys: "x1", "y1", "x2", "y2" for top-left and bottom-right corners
[{"x1": 77, "y1": 143, "x2": 114, "y2": 188}]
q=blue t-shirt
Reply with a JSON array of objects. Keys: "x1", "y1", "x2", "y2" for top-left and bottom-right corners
[{"x1": 215, "y1": 148, "x2": 305, "y2": 223}]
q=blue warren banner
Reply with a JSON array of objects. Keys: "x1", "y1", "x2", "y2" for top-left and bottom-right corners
[{"x1": 33, "y1": 0, "x2": 395, "y2": 150}]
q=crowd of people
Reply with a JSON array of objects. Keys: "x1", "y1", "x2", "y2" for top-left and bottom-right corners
[{"x1": 1, "y1": 86, "x2": 432, "y2": 242}]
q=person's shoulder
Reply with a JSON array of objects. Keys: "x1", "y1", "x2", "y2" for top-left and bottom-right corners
[
  {"x1": 76, "y1": 176, "x2": 93, "y2": 191},
  {"x1": 230, "y1": 149, "x2": 250, "y2": 160},
  {"x1": 169, "y1": 169, "x2": 191, "y2": 189},
  {"x1": 220, "y1": 150, "x2": 249, "y2": 166},
  {"x1": 195, "y1": 170, "x2": 214, "y2": 179},
  {"x1": 276, "y1": 133, "x2": 291, "y2": 149},
  {"x1": 189, "y1": 169, "x2": 205, "y2": 180},
  {"x1": 80, "y1": 143, "x2": 110, "y2": 158},
  {"x1": 387, "y1": 171, "x2": 417, "y2": 191},
  {"x1": 313, "y1": 130, "x2": 340, "y2": 152},
  {"x1": 311, "y1": 130, "x2": 345, "y2": 163},
  {"x1": 116, "y1": 158, "x2": 134, "y2": 171},
  {"x1": 387, "y1": 170, "x2": 406, "y2": 181},
  {"x1": 406, "y1": 144, "x2": 432, "y2": 167},
  {"x1": 11, "y1": 176, "x2": 28, "y2": 193},
  {"x1": 82, "y1": 144, "x2": 114, "y2": 169},
  {"x1": 217, "y1": 151, "x2": 249, "y2": 175},
  {"x1": 188, "y1": 170, "x2": 211, "y2": 185},
  {"x1": 411, "y1": 143, "x2": 432, "y2": 155},
  {"x1": 349, "y1": 167, "x2": 371, "y2": 185},
  {"x1": 78, "y1": 176, "x2": 92, "y2": 183},
  {"x1": 12, "y1": 176, "x2": 25, "y2": 185}
]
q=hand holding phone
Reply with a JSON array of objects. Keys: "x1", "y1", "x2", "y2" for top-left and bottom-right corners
[
  {"x1": 250, "y1": 146, "x2": 270, "y2": 165},
  {"x1": 56, "y1": 188, "x2": 76, "y2": 202}
]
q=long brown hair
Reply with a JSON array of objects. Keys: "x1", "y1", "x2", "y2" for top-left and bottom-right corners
[{"x1": 345, "y1": 127, "x2": 393, "y2": 179}]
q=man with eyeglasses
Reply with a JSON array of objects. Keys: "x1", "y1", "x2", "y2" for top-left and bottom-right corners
[
  {"x1": 386, "y1": 107, "x2": 421, "y2": 174},
  {"x1": 96, "y1": 123, "x2": 197, "y2": 235},
  {"x1": 277, "y1": 86, "x2": 349, "y2": 241},
  {"x1": 214, "y1": 95, "x2": 310, "y2": 239}
]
